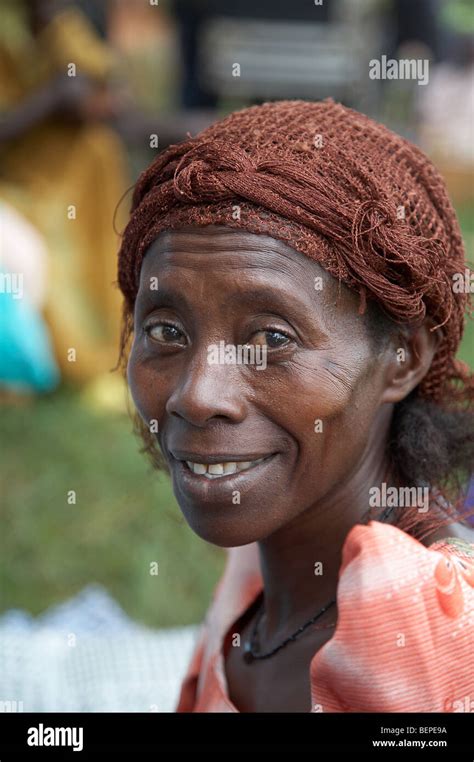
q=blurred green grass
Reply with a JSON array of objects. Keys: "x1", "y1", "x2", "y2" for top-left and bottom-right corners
[
  {"x1": 0, "y1": 385, "x2": 225, "y2": 627},
  {"x1": 0, "y1": 207, "x2": 472, "y2": 627}
]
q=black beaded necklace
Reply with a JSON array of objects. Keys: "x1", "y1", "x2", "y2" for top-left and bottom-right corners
[{"x1": 243, "y1": 595, "x2": 336, "y2": 663}]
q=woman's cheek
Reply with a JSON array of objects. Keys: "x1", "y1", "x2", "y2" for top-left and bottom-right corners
[
  {"x1": 278, "y1": 352, "x2": 363, "y2": 419},
  {"x1": 315, "y1": 345, "x2": 376, "y2": 414},
  {"x1": 127, "y1": 344, "x2": 160, "y2": 425}
]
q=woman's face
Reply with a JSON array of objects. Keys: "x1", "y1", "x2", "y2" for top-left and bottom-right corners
[{"x1": 128, "y1": 226, "x2": 394, "y2": 546}]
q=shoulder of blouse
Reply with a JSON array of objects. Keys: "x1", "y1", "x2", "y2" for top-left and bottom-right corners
[{"x1": 309, "y1": 521, "x2": 474, "y2": 712}]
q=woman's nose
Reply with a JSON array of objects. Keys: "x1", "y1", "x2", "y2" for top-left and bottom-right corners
[{"x1": 165, "y1": 352, "x2": 247, "y2": 427}]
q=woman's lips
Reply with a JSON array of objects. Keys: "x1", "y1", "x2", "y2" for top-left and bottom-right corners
[{"x1": 170, "y1": 452, "x2": 279, "y2": 498}]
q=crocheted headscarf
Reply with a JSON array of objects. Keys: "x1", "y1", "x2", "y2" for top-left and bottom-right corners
[{"x1": 118, "y1": 98, "x2": 472, "y2": 405}]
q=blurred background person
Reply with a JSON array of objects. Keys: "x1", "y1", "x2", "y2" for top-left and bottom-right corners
[{"x1": 0, "y1": 0, "x2": 129, "y2": 386}]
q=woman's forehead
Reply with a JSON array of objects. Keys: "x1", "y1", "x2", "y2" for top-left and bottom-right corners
[
  {"x1": 142, "y1": 227, "x2": 330, "y2": 284},
  {"x1": 138, "y1": 227, "x2": 362, "y2": 321}
]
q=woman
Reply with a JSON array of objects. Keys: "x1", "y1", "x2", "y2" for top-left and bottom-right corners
[{"x1": 117, "y1": 99, "x2": 473, "y2": 712}]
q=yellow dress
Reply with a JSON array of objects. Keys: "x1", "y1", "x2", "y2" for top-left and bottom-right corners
[{"x1": 0, "y1": 4, "x2": 128, "y2": 382}]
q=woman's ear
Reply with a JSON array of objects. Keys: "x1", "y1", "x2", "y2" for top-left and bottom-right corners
[{"x1": 380, "y1": 320, "x2": 442, "y2": 404}]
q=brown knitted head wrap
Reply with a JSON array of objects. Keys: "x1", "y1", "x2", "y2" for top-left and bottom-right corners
[{"x1": 118, "y1": 98, "x2": 472, "y2": 404}]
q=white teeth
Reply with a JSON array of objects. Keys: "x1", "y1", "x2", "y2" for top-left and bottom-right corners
[
  {"x1": 186, "y1": 461, "x2": 207, "y2": 474},
  {"x1": 236, "y1": 461, "x2": 252, "y2": 472},
  {"x1": 185, "y1": 457, "x2": 267, "y2": 477}
]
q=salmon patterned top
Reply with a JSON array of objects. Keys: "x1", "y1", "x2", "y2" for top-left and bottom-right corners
[{"x1": 176, "y1": 521, "x2": 474, "y2": 713}]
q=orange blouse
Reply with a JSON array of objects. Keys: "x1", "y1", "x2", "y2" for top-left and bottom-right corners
[{"x1": 176, "y1": 521, "x2": 474, "y2": 712}]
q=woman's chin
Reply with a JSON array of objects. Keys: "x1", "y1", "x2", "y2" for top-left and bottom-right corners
[{"x1": 179, "y1": 507, "x2": 267, "y2": 548}]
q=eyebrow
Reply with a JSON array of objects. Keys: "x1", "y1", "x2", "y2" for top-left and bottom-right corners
[
  {"x1": 225, "y1": 284, "x2": 313, "y2": 319},
  {"x1": 135, "y1": 285, "x2": 190, "y2": 316}
]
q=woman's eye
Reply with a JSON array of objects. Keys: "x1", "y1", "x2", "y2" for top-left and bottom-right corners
[
  {"x1": 144, "y1": 323, "x2": 186, "y2": 345},
  {"x1": 251, "y1": 330, "x2": 292, "y2": 349}
]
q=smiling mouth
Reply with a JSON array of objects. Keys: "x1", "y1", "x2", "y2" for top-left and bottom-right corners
[
  {"x1": 183, "y1": 456, "x2": 270, "y2": 479},
  {"x1": 170, "y1": 449, "x2": 277, "y2": 480}
]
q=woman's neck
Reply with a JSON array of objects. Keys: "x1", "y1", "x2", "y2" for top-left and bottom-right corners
[{"x1": 256, "y1": 419, "x2": 394, "y2": 639}]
